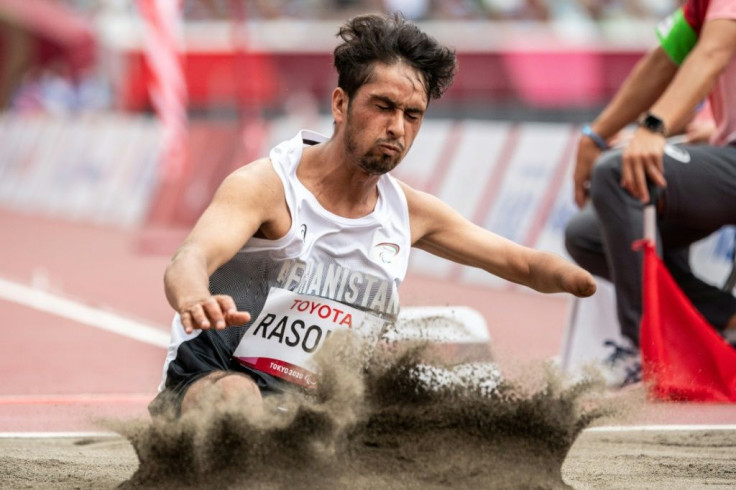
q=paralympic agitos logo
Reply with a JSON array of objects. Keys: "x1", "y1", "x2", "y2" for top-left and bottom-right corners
[{"x1": 373, "y1": 242, "x2": 400, "y2": 264}]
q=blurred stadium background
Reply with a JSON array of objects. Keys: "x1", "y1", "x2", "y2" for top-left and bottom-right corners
[{"x1": 1, "y1": 0, "x2": 734, "y2": 409}]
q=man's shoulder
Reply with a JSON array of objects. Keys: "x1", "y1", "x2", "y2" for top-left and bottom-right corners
[
  {"x1": 230, "y1": 157, "x2": 274, "y2": 179},
  {"x1": 393, "y1": 179, "x2": 445, "y2": 216},
  {"x1": 687, "y1": 0, "x2": 736, "y2": 27},
  {"x1": 222, "y1": 158, "x2": 283, "y2": 198},
  {"x1": 705, "y1": 0, "x2": 736, "y2": 21}
]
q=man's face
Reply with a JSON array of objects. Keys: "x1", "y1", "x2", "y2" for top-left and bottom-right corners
[{"x1": 338, "y1": 62, "x2": 428, "y2": 175}]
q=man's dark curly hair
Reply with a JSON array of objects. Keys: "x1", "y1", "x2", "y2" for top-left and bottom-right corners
[{"x1": 333, "y1": 13, "x2": 457, "y2": 102}]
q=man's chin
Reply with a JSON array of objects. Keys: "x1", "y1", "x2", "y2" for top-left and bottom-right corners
[
  {"x1": 360, "y1": 156, "x2": 400, "y2": 175},
  {"x1": 361, "y1": 165, "x2": 395, "y2": 176}
]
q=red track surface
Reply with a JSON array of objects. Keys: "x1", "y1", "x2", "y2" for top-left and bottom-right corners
[{"x1": 1, "y1": 209, "x2": 734, "y2": 433}]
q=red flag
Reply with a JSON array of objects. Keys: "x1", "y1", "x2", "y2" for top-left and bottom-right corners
[{"x1": 640, "y1": 240, "x2": 736, "y2": 401}]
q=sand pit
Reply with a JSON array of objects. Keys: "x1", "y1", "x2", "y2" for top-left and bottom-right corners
[{"x1": 1, "y1": 429, "x2": 734, "y2": 489}]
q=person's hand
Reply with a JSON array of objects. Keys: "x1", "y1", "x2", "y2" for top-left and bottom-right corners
[
  {"x1": 179, "y1": 295, "x2": 251, "y2": 334},
  {"x1": 684, "y1": 118, "x2": 716, "y2": 144},
  {"x1": 573, "y1": 136, "x2": 602, "y2": 208},
  {"x1": 606, "y1": 128, "x2": 634, "y2": 148},
  {"x1": 621, "y1": 127, "x2": 667, "y2": 203},
  {"x1": 563, "y1": 267, "x2": 597, "y2": 298}
]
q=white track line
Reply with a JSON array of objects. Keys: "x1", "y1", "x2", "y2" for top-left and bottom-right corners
[
  {"x1": 0, "y1": 276, "x2": 168, "y2": 348},
  {"x1": 0, "y1": 393, "x2": 155, "y2": 405},
  {"x1": 586, "y1": 424, "x2": 736, "y2": 432},
  {"x1": 0, "y1": 432, "x2": 118, "y2": 439}
]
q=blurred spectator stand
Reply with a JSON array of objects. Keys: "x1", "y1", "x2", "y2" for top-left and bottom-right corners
[
  {"x1": 0, "y1": 0, "x2": 96, "y2": 109},
  {"x1": 107, "y1": 19, "x2": 653, "y2": 115},
  {"x1": 121, "y1": 44, "x2": 279, "y2": 115}
]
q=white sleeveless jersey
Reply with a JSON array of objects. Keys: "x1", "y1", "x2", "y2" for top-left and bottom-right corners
[{"x1": 159, "y1": 130, "x2": 412, "y2": 389}]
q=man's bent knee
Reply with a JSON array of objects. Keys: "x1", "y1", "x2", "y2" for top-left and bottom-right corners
[
  {"x1": 181, "y1": 371, "x2": 262, "y2": 415},
  {"x1": 215, "y1": 373, "x2": 262, "y2": 402}
]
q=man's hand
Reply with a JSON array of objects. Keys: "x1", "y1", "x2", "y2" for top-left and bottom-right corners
[
  {"x1": 179, "y1": 295, "x2": 251, "y2": 334},
  {"x1": 684, "y1": 118, "x2": 716, "y2": 144},
  {"x1": 621, "y1": 127, "x2": 667, "y2": 203},
  {"x1": 573, "y1": 136, "x2": 603, "y2": 208}
]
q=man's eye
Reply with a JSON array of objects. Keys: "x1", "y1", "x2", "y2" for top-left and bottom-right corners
[
  {"x1": 406, "y1": 112, "x2": 419, "y2": 121},
  {"x1": 377, "y1": 105, "x2": 390, "y2": 111}
]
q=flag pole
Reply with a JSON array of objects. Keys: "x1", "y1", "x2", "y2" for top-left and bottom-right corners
[
  {"x1": 639, "y1": 190, "x2": 662, "y2": 393},
  {"x1": 643, "y1": 203, "x2": 656, "y2": 245},
  {"x1": 139, "y1": 0, "x2": 189, "y2": 224}
]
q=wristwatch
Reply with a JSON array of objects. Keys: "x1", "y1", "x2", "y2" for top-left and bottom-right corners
[{"x1": 638, "y1": 112, "x2": 668, "y2": 137}]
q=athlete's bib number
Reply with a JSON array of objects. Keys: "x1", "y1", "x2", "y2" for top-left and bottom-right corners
[{"x1": 233, "y1": 287, "x2": 384, "y2": 388}]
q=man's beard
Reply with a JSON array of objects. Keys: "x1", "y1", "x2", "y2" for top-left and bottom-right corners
[{"x1": 345, "y1": 126, "x2": 403, "y2": 176}]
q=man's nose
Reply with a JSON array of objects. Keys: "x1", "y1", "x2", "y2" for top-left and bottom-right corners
[{"x1": 387, "y1": 111, "x2": 405, "y2": 139}]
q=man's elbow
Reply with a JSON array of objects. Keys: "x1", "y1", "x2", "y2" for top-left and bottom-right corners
[{"x1": 166, "y1": 244, "x2": 206, "y2": 278}]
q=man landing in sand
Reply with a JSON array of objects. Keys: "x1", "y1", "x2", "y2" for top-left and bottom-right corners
[{"x1": 150, "y1": 13, "x2": 596, "y2": 417}]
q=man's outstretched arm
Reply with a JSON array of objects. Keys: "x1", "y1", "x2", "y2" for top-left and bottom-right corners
[
  {"x1": 164, "y1": 159, "x2": 284, "y2": 333},
  {"x1": 402, "y1": 183, "x2": 596, "y2": 297}
]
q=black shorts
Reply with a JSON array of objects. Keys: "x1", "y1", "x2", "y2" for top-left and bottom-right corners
[{"x1": 148, "y1": 330, "x2": 289, "y2": 418}]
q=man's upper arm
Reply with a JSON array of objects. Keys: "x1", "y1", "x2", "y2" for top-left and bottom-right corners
[
  {"x1": 183, "y1": 158, "x2": 284, "y2": 274},
  {"x1": 400, "y1": 181, "x2": 519, "y2": 274},
  {"x1": 695, "y1": 18, "x2": 736, "y2": 66},
  {"x1": 669, "y1": 0, "x2": 736, "y2": 66}
]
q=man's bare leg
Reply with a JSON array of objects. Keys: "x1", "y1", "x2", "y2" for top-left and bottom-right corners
[{"x1": 180, "y1": 371, "x2": 263, "y2": 415}]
